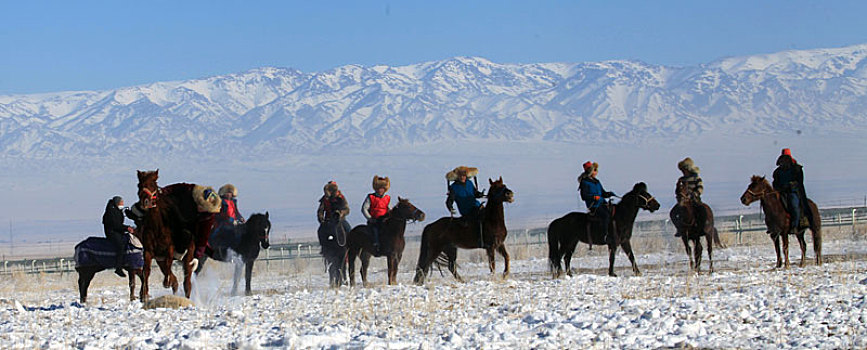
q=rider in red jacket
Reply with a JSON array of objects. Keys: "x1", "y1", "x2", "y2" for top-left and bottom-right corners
[{"x1": 362, "y1": 175, "x2": 391, "y2": 253}]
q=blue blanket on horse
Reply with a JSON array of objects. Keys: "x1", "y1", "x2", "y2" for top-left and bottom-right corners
[{"x1": 74, "y1": 237, "x2": 144, "y2": 269}]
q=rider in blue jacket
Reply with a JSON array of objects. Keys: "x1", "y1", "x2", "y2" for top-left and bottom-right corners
[{"x1": 578, "y1": 161, "x2": 616, "y2": 243}]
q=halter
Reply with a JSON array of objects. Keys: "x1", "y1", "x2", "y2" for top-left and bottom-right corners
[
  {"x1": 139, "y1": 186, "x2": 162, "y2": 209},
  {"x1": 746, "y1": 188, "x2": 777, "y2": 200},
  {"x1": 634, "y1": 193, "x2": 655, "y2": 207}
]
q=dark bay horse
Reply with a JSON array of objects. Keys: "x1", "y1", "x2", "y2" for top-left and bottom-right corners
[
  {"x1": 547, "y1": 182, "x2": 661, "y2": 278},
  {"x1": 740, "y1": 176, "x2": 822, "y2": 268},
  {"x1": 670, "y1": 182, "x2": 724, "y2": 274},
  {"x1": 413, "y1": 177, "x2": 514, "y2": 285},
  {"x1": 347, "y1": 198, "x2": 425, "y2": 286},
  {"x1": 74, "y1": 233, "x2": 145, "y2": 303},
  {"x1": 198, "y1": 212, "x2": 271, "y2": 296},
  {"x1": 318, "y1": 216, "x2": 351, "y2": 288},
  {"x1": 136, "y1": 170, "x2": 219, "y2": 300}
]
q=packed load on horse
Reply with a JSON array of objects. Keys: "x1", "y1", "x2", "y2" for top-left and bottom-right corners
[
  {"x1": 773, "y1": 148, "x2": 815, "y2": 234},
  {"x1": 445, "y1": 166, "x2": 486, "y2": 246},
  {"x1": 577, "y1": 161, "x2": 617, "y2": 244},
  {"x1": 361, "y1": 175, "x2": 391, "y2": 254}
]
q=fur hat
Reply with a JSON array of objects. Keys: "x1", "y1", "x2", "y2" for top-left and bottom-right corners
[
  {"x1": 218, "y1": 184, "x2": 238, "y2": 198},
  {"x1": 582, "y1": 161, "x2": 598, "y2": 174},
  {"x1": 112, "y1": 196, "x2": 123, "y2": 206},
  {"x1": 323, "y1": 181, "x2": 339, "y2": 196},
  {"x1": 372, "y1": 175, "x2": 390, "y2": 192},
  {"x1": 677, "y1": 157, "x2": 700, "y2": 174},
  {"x1": 781, "y1": 148, "x2": 792, "y2": 156},
  {"x1": 446, "y1": 166, "x2": 479, "y2": 181},
  {"x1": 193, "y1": 185, "x2": 221, "y2": 213}
]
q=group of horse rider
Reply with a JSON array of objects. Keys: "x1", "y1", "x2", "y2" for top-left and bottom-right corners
[
  {"x1": 100, "y1": 147, "x2": 812, "y2": 278},
  {"x1": 102, "y1": 184, "x2": 246, "y2": 278},
  {"x1": 577, "y1": 147, "x2": 812, "y2": 242}
]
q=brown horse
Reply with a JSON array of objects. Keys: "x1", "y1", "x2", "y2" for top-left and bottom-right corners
[
  {"x1": 347, "y1": 198, "x2": 425, "y2": 286},
  {"x1": 136, "y1": 170, "x2": 219, "y2": 300},
  {"x1": 547, "y1": 182, "x2": 661, "y2": 278},
  {"x1": 413, "y1": 177, "x2": 514, "y2": 285},
  {"x1": 670, "y1": 181, "x2": 724, "y2": 274},
  {"x1": 740, "y1": 176, "x2": 822, "y2": 268}
]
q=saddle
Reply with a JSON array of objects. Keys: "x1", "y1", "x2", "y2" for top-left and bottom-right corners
[{"x1": 779, "y1": 194, "x2": 810, "y2": 229}]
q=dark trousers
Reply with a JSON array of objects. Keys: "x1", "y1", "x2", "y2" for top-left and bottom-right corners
[
  {"x1": 105, "y1": 232, "x2": 128, "y2": 269},
  {"x1": 785, "y1": 191, "x2": 801, "y2": 232},
  {"x1": 593, "y1": 206, "x2": 611, "y2": 243}
]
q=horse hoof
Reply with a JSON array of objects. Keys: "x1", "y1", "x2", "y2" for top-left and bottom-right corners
[{"x1": 608, "y1": 272, "x2": 618, "y2": 277}]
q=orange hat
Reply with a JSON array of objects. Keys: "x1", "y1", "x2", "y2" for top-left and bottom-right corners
[{"x1": 781, "y1": 148, "x2": 791, "y2": 156}]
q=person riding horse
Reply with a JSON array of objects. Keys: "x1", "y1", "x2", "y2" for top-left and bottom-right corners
[
  {"x1": 211, "y1": 184, "x2": 246, "y2": 249},
  {"x1": 361, "y1": 175, "x2": 391, "y2": 254},
  {"x1": 102, "y1": 195, "x2": 135, "y2": 277},
  {"x1": 318, "y1": 181, "x2": 351, "y2": 235},
  {"x1": 446, "y1": 166, "x2": 486, "y2": 246},
  {"x1": 578, "y1": 161, "x2": 616, "y2": 244},
  {"x1": 673, "y1": 157, "x2": 706, "y2": 237},
  {"x1": 773, "y1": 148, "x2": 814, "y2": 234}
]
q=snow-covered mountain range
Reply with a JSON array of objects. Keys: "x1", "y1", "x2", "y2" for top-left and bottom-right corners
[{"x1": 2, "y1": 44, "x2": 867, "y2": 158}]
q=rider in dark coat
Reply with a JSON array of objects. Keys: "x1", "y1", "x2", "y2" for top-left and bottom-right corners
[
  {"x1": 578, "y1": 161, "x2": 616, "y2": 243},
  {"x1": 674, "y1": 157, "x2": 707, "y2": 237},
  {"x1": 317, "y1": 181, "x2": 351, "y2": 234},
  {"x1": 102, "y1": 196, "x2": 133, "y2": 277},
  {"x1": 772, "y1": 148, "x2": 813, "y2": 233}
]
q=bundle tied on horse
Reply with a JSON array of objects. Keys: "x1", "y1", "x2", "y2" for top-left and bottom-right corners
[
  {"x1": 74, "y1": 233, "x2": 145, "y2": 303},
  {"x1": 135, "y1": 170, "x2": 220, "y2": 301}
]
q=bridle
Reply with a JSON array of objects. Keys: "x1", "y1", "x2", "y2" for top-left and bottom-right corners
[
  {"x1": 138, "y1": 185, "x2": 161, "y2": 209},
  {"x1": 634, "y1": 193, "x2": 655, "y2": 208}
]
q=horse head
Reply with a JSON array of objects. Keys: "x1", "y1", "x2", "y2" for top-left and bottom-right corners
[
  {"x1": 740, "y1": 175, "x2": 771, "y2": 206},
  {"x1": 136, "y1": 169, "x2": 161, "y2": 209},
  {"x1": 393, "y1": 197, "x2": 425, "y2": 222},
  {"x1": 626, "y1": 182, "x2": 660, "y2": 212},
  {"x1": 488, "y1": 177, "x2": 514, "y2": 203},
  {"x1": 247, "y1": 212, "x2": 271, "y2": 249}
]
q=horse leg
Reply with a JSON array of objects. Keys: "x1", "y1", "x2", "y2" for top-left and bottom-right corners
[
  {"x1": 813, "y1": 227, "x2": 823, "y2": 266},
  {"x1": 182, "y1": 254, "x2": 193, "y2": 299},
  {"x1": 705, "y1": 234, "x2": 714, "y2": 274},
  {"x1": 562, "y1": 246, "x2": 574, "y2": 277},
  {"x1": 772, "y1": 233, "x2": 783, "y2": 268},
  {"x1": 444, "y1": 245, "x2": 463, "y2": 283},
  {"x1": 796, "y1": 231, "x2": 807, "y2": 268},
  {"x1": 76, "y1": 267, "x2": 95, "y2": 304},
  {"x1": 486, "y1": 246, "x2": 497, "y2": 275},
  {"x1": 781, "y1": 230, "x2": 791, "y2": 269},
  {"x1": 361, "y1": 251, "x2": 371, "y2": 287},
  {"x1": 607, "y1": 244, "x2": 618, "y2": 277},
  {"x1": 497, "y1": 244, "x2": 510, "y2": 279},
  {"x1": 142, "y1": 252, "x2": 152, "y2": 302},
  {"x1": 387, "y1": 254, "x2": 398, "y2": 285},
  {"x1": 681, "y1": 235, "x2": 694, "y2": 271},
  {"x1": 347, "y1": 246, "x2": 358, "y2": 287},
  {"x1": 127, "y1": 268, "x2": 137, "y2": 301},
  {"x1": 244, "y1": 261, "x2": 254, "y2": 296},
  {"x1": 620, "y1": 240, "x2": 640, "y2": 276},
  {"x1": 694, "y1": 238, "x2": 703, "y2": 274}
]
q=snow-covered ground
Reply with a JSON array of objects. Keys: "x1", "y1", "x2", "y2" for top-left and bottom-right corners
[{"x1": 1, "y1": 232, "x2": 866, "y2": 349}]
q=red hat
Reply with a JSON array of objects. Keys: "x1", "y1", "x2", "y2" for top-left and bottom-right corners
[
  {"x1": 582, "y1": 161, "x2": 593, "y2": 171},
  {"x1": 781, "y1": 148, "x2": 791, "y2": 156}
]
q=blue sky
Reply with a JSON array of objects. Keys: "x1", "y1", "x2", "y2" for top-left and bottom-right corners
[{"x1": 1, "y1": 1, "x2": 866, "y2": 94}]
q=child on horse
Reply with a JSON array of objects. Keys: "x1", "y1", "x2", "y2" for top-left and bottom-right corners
[
  {"x1": 674, "y1": 157, "x2": 706, "y2": 237},
  {"x1": 446, "y1": 166, "x2": 486, "y2": 246},
  {"x1": 212, "y1": 184, "x2": 246, "y2": 248},
  {"x1": 578, "y1": 161, "x2": 616, "y2": 243},
  {"x1": 317, "y1": 181, "x2": 351, "y2": 234},
  {"x1": 773, "y1": 148, "x2": 814, "y2": 234},
  {"x1": 361, "y1": 175, "x2": 391, "y2": 254},
  {"x1": 102, "y1": 195, "x2": 135, "y2": 277}
]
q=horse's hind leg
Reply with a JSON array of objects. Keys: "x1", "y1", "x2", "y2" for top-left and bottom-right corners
[
  {"x1": 796, "y1": 231, "x2": 807, "y2": 268},
  {"x1": 620, "y1": 240, "x2": 640, "y2": 276},
  {"x1": 127, "y1": 268, "x2": 137, "y2": 301},
  {"x1": 772, "y1": 234, "x2": 783, "y2": 268},
  {"x1": 781, "y1": 231, "x2": 791, "y2": 269},
  {"x1": 693, "y1": 238, "x2": 703, "y2": 274},
  {"x1": 444, "y1": 245, "x2": 464, "y2": 283},
  {"x1": 347, "y1": 247, "x2": 358, "y2": 287},
  {"x1": 562, "y1": 246, "x2": 574, "y2": 277},
  {"x1": 77, "y1": 267, "x2": 96, "y2": 304},
  {"x1": 360, "y1": 252, "x2": 372, "y2": 287},
  {"x1": 232, "y1": 261, "x2": 242, "y2": 295},
  {"x1": 497, "y1": 244, "x2": 510, "y2": 279},
  {"x1": 705, "y1": 234, "x2": 714, "y2": 274},
  {"x1": 607, "y1": 245, "x2": 618, "y2": 277},
  {"x1": 813, "y1": 227, "x2": 822, "y2": 266}
]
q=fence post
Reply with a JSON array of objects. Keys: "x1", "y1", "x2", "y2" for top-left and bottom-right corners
[
  {"x1": 737, "y1": 215, "x2": 744, "y2": 244},
  {"x1": 297, "y1": 244, "x2": 302, "y2": 256},
  {"x1": 853, "y1": 208, "x2": 858, "y2": 235},
  {"x1": 3, "y1": 261, "x2": 7, "y2": 274},
  {"x1": 59, "y1": 259, "x2": 65, "y2": 277},
  {"x1": 31, "y1": 260, "x2": 37, "y2": 273}
]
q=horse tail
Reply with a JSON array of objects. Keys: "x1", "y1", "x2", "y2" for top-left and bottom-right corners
[
  {"x1": 711, "y1": 227, "x2": 726, "y2": 249},
  {"x1": 415, "y1": 227, "x2": 432, "y2": 272}
]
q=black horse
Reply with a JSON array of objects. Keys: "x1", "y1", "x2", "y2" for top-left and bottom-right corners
[
  {"x1": 318, "y1": 216, "x2": 351, "y2": 288},
  {"x1": 547, "y1": 182, "x2": 661, "y2": 278},
  {"x1": 197, "y1": 212, "x2": 271, "y2": 296},
  {"x1": 347, "y1": 198, "x2": 425, "y2": 286}
]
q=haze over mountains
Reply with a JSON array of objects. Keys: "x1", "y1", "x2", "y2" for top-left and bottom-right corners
[{"x1": 2, "y1": 44, "x2": 866, "y2": 159}]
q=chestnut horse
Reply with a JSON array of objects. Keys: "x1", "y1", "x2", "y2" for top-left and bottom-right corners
[
  {"x1": 413, "y1": 177, "x2": 514, "y2": 285},
  {"x1": 347, "y1": 198, "x2": 425, "y2": 286},
  {"x1": 136, "y1": 170, "x2": 218, "y2": 300},
  {"x1": 547, "y1": 182, "x2": 661, "y2": 278},
  {"x1": 670, "y1": 181, "x2": 724, "y2": 274},
  {"x1": 740, "y1": 176, "x2": 822, "y2": 268}
]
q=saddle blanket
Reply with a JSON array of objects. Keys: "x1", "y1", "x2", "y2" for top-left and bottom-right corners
[{"x1": 74, "y1": 237, "x2": 144, "y2": 269}]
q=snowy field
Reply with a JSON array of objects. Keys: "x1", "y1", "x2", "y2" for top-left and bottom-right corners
[{"x1": 1, "y1": 227, "x2": 867, "y2": 349}]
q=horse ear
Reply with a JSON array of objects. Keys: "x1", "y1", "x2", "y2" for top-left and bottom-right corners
[
  {"x1": 498, "y1": 176, "x2": 502, "y2": 183},
  {"x1": 265, "y1": 211, "x2": 269, "y2": 219},
  {"x1": 137, "y1": 170, "x2": 143, "y2": 179},
  {"x1": 489, "y1": 178, "x2": 493, "y2": 185},
  {"x1": 398, "y1": 196, "x2": 404, "y2": 201},
  {"x1": 155, "y1": 169, "x2": 159, "y2": 176}
]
